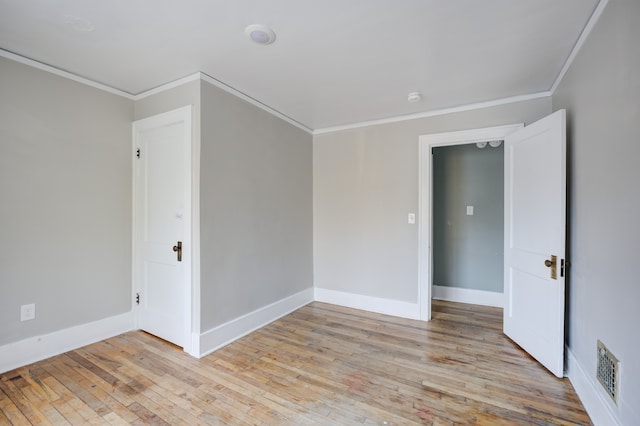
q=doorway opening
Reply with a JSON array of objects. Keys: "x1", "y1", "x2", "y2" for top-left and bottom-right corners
[
  {"x1": 419, "y1": 112, "x2": 567, "y2": 377},
  {"x1": 418, "y1": 124, "x2": 523, "y2": 320},
  {"x1": 431, "y1": 141, "x2": 504, "y2": 307}
]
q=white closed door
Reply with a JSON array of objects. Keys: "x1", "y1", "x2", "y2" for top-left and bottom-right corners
[
  {"x1": 133, "y1": 106, "x2": 192, "y2": 348},
  {"x1": 504, "y1": 109, "x2": 566, "y2": 377}
]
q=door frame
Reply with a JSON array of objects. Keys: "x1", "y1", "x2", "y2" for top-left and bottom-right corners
[
  {"x1": 418, "y1": 124, "x2": 523, "y2": 320},
  {"x1": 132, "y1": 105, "x2": 200, "y2": 356}
]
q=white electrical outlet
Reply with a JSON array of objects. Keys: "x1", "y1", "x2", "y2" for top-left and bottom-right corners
[{"x1": 20, "y1": 303, "x2": 35, "y2": 321}]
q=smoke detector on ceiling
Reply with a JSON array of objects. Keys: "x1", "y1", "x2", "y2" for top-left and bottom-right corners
[{"x1": 245, "y1": 24, "x2": 276, "y2": 45}]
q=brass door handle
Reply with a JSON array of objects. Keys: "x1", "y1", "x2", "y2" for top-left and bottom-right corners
[
  {"x1": 173, "y1": 241, "x2": 182, "y2": 262},
  {"x1": 544, "y1": 255, "x2": 557, "y2": 280}
]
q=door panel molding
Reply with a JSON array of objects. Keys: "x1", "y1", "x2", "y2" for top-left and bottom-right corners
[
  {"x1": 132, "y1": 105, "x2": 197, "y2": 355},
  {"x1": 503, "y1": 109, "x2": 566, "y2": 377}
]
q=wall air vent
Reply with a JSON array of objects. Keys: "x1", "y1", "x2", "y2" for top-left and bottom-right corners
[{"x1": 596, "y1": 340, "x2": 619, "y2": 404}]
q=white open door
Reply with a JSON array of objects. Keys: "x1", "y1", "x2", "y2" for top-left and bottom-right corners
[
  {"x1": 504, "y1": 109, "x2": 566, "y2": 377},
  {"x1": 133, "y1": 106, "x2": 192, "y2": 350}
]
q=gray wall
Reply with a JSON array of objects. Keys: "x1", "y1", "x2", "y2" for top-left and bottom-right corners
[
  {"x1": 134, "y1": 80, "x2": 200, "y2": 124},
  {"x1": 432, "y1": 143, "x2": 503, "y2": 292},
  {"x1": 313, "y1": 98, "x2": 551, "y2": 303},
  {"x1": 0, "y1": 56, "x2": 133, "y2": 345},
  {"x1": 552, "y1": 0, "x2": 639, "y2": 423},
  {"x1": 0, "y1": 61, "x2": 313, "y2": 346},
  {"x1": 134, "y1": 79, "x2": 313, "y2": 333},
  {"x1": 199, "y1": 81, "x2": 313, "y2": 331}
]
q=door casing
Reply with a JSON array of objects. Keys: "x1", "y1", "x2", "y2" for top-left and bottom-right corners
[
  {"x1": 132, "y1": 105, "x2": 200, "y2": 357},
  {"x1": 418, "y1": 124, "x2": 524, "y2": 320}
]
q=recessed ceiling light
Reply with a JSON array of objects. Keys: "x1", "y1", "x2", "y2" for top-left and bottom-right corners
[
  {"x1": 407, "y1": 92, "x2": 422, "y2": 103},
  {"x1": 245, "y1": 24, "x2": 276, "y2": 45}
]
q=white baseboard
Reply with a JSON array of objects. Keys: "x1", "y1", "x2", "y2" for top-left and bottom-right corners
[
  {"x1": 0, "y1": 311, "x2": 134, "y2": 374},
  {"x1": 197, "y1": 287, "x2": 314, "y2": 358},
  {"x1": 6, "y1": 292, "x2": 631, "y2": 426},
  {"x1": 566, "y1": 347, "x2": 622, "y2": 426},
  {"x1": 313, "y1": 288, "x2": 420, "y2": 320},
  {"x1": 432, "y1": 285, "x2": 503, "y2": 308}
]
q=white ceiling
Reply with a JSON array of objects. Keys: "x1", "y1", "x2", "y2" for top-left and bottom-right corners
[{"x1": 0, "y1": 0, "x2": 601, "y2": 131}]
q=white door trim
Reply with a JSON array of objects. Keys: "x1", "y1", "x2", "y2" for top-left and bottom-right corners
[
  {"x1": 132, "y1": 105, "x2": 199, "y2": 356},
  {"x1": 418, "y1": 123, "x2": 523, "y2": 320}
]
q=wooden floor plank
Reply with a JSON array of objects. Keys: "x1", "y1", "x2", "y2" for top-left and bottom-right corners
[
  {"x1": 0, "y1": 386, "x2": 31, "y2": 425},
  {"x1": 0, "y1": 300, "x2": 591, "y2": 425},
  {"x1": 0, "y1": 373, "x2": 53, "y2": 425}
]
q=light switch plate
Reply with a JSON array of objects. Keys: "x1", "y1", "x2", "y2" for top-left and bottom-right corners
[
  {"x1": 21, "y1": 303, "x2": 35, "y2": 321},
  {"x1": 466, "y1": 205, "x2": 474, "y2": 215},
  {"x1": 408, "y1": 213, "x2": 416, "y2": 224}
]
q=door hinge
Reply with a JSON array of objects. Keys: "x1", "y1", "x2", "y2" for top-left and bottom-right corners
[
  {"x1": 135, "y1": 293, "x2": 140, "y2": 305},
  {"x1": 136, "y1": 148, "x2": 140, "y2": 159}
]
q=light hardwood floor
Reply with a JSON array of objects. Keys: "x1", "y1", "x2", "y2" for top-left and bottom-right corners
[{"x1": 0, "y1": 301, "x2": 591, "y2": 425}]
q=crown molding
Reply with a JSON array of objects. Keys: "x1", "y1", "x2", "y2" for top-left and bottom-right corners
[
  {"x1": 198, "y1": 72, "x2": 313, "y2": 134},
  {"x1": 313, "y1": 92, "x2": 551, "y2": 135},
  {"x1": 0, "y1": 49, "x2": 135, "y2": 99},
  {"x1": 131, "y1": 72, "x2": 201, "y2": 101},
  {"x1": 4, "y1": 0, "x2": 609, "y2": 140},
  {"x1": 0, "y1": 50, "x2": 313, "y2": 134},
  {"x1": 550, "y1": 0, "x2": 609, "y2": 94}
]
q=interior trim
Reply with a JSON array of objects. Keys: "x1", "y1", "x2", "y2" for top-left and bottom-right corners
[
  {"x1": 566, "y1": 346, "x2": 622, "y2": 426},
  {"x1": 418, "y1": 123, "x2": 524, "y2": 323},
  {"x1": 131, "y1": 73, "x2": 201, "y2": 101},
  {"x1": 314, "y1": 288, "x2": 420, "y2": 320},
  {"x1": 0, "y1": 312, "x2": 134, "y2": 374},
  {"x1": 2, "y1": 0, "x2": 609, "y2": 137},
  {"x1": 0, "y1": 50, "x2": 312, "y2": 134},
  {"x1": 197, "y1": 288, "x2": 314, "y2": 358},
  {"x1": 313, "y1": 92, "x2": 550, "y2": 135},
  {"x1": 198, "y1": 72, "x2": 313, "y2": 134},
  {"x1": 0, "y1": 48, "x2": 135, "y2": 99},
  {"x1": 432, "y1": 285, "x2": 503, "y2": 308},
  {"x1": 550, "y1": 0, "x2": 610, "y2": 94}
]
